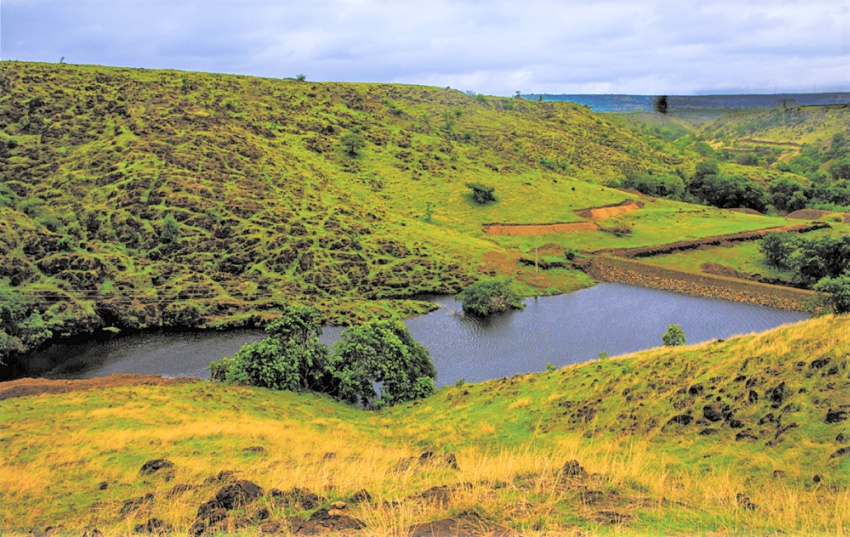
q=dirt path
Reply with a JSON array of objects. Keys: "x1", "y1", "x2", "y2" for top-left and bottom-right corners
[{"x1": 0, "y1": 374, "x2": 201, "y2": 401}]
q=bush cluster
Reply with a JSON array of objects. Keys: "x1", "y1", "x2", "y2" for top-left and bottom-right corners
[{"x1": 208, "y1": 306, "x2": 436, "y2": 409}]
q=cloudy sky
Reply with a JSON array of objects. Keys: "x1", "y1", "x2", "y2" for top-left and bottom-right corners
[{"x1": 2, "y1": 0, "x2": 849, "y2": 96}]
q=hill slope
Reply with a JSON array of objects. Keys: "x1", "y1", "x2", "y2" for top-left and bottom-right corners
[
  {"x1": 0, "y1": 313, "x2": 847, "y2": 535},
  {"x1": 0, "y1": 62, "x2": 809, "y2": 365}
]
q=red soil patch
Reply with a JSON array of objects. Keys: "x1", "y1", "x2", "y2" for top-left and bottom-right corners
[
  {"x1": 0, "y1": 373, "x2": 201, "y2": 401},
  {"x1": 575, "y1": 200, "x2": 644, "y2": 221},
  {"x1": 483, "y1": 221, "x2": 598, "y2": 236}
]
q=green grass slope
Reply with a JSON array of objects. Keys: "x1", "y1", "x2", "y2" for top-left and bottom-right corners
[
  {"x1": 0, "y1": 61, "x2": 803, "y2": 360},
  {"x1": 1, "y1": 314, "x2": 847, "y2": 535}
]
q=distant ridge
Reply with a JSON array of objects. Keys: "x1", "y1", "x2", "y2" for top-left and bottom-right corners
[{"x1": 522, "y1": 92, "x2": 850, "y2": 113}]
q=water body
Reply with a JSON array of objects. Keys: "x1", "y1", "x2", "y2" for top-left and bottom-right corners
[{"x1": 10, "y1": 284, "x2": 809, "y2": 386}]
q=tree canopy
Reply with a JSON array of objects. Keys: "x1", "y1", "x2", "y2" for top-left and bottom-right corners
[
  {"x1": 455, "y1": 278, "x2": 525, "y2": 316},
  {"x1": 208, "y1": 306, "x2": 436, "y2": 409}
]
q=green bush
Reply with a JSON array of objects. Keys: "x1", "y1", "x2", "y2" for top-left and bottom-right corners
[
  {"x1": 455, "y1": 278, "x2": 525, "y2": 316},
  {"x1": 340, "y1": 132, "x2": 366, "y2": 157},
  {"x1": 465, "y1": 182, "x2": 496, "y2": 204},
  {"x1": 662, "y1": 325, "x2": 686, "y2": 347},
  {"x1": 208, "y1": 306, "x2": 436, "y2": 409},
  {"x1": 813, "y1": 276, "x2": 850, "y2": 313}
]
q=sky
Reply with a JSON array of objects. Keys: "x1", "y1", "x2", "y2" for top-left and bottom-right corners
[{"x1": 2, "y1": 0, "x2": 849, "y2": 97}]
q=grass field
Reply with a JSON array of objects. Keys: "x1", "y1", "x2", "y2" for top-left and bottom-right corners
[{"x1": 1, "y1": 313, "x2": 848, "y2": 536}]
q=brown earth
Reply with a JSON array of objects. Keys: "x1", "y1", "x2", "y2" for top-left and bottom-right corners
[
  {"x1": 575, "y1": 200, "x2": 644, "y2": 220},
  {"x1": 482, "y1": 221, "x2": 599, "y2": 236},
  {"x1": 699, "y1": 262, "x2": 742, "y2": 279},
  {"x1": 0, "y1": 374, "x2": 201, "y2": 401},
  {"x1": 785, "y1": 209, "x2": 833, "y2": 220}
]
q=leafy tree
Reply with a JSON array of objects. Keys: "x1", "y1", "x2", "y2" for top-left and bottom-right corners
[
  {"x1": 340, "y1": 133, "x2": 366, "y2": 157},
  {"x1": 813, "y1": 276, "x2": 850, "y2": 314},
  {"x1": 828, "y1": 158, "x2": 850, "y2": 181},
  {"x1": 330, "y1": 320, "x2": 436, "y2": 408},
  {"x1": 465, "y1": 182, "x2": 496, "y2": 204},
  {"x1": 212, "y1": 305, "x2": 332, "y2": 391},
  {"x1": 455, "y1": 278, "x2": 525, "y2": 316},
  {"x1": 662, "y1": 324, "x2": 686, "y2": 347},
  {"x1": 769, "y1": 178, "x2": 807, "y2": 212},
  {"x1": 208, "y1": 307, "x2": 436, "y2": 409},
  {"x1": 758, "y1": 232, "x2": 798, "y2": 268}
]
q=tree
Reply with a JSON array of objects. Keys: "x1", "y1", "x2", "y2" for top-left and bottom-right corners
[
  {"x1": 455, "y1": 278, "x2": 525, "y2": 316},
  {"x1": 211, "y1": 305, "x2": 332, "y2": 391},
  {"x1": 208, "y1": 308, "x2": 437, "y2": 409},
  {"x1": 662, "y1": 324, "x2": 686, "y2": 347},
  {"x1": 828, "y1": 158, "x2": 850, "y2": 181},
  {"x1": 331, "y1": 320, "x2": 436, "y2": 409},
  {"x1": 813, "y1": 276, "x2": 850, "y2": 314},
  {"x1": 340, "y1": 133, "x2": 366, "y2": 157},
  {"x1": 465, "y1": 182, "x2": 496, "y2": 204}
]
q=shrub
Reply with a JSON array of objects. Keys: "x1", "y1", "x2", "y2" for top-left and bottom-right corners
[
  {"x1": 340, "y1": 133, "x2": 366, "y2": 157},
  {"x1": 662, "y1": 325, "x2": 686, "y2": 347},
  {"x1": 455, "y1": 278, "x2": 525, "y2": 316},
  {"x1": 331, "y1": 320, "x2": 436, "y2": 409},
  {"x1": 160, "y1": 214, "x2": 180, "y2": 244},
  {"x1": 465, "y1": 182, "x2": 496, "y2": 204},
  {"x1": 813, "y1": 276, "x2": 850, "y2": 314}
]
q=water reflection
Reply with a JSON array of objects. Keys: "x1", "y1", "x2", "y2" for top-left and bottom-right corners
[{"x1": 9, "y1": 284, "x2": 809, "y2": 386}]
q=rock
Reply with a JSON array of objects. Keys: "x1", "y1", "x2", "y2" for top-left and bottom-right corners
[
  {"x1": 838, "y1": 433, "x2": 848, "y2": 444},
  {"x1": 133, "y1": 518, "x2": 172, "y2": 534},
  {"x1": 699, "y1": 428, "x2": 719, "y2": 436},
  {"x1": 736, "y1": 493, "x2": 757, "y2": 511},
  {"x1": 417, "y1": 451, "x2": 460, "y2": 470},
  {"x1": 214, "y1": 480, "x2": 264, "y2": 510},
  {"x1": 139, "y1": 459, "x2": 174, "y2": 476},
  {"x1": 252, "y1": 507, "x2": 271, "y2": 521},
  {"x1": 688, "y1": 384, "x2": 704, "y2": 396},
  {"x1": 703, "y1": 404, "x2": 724, "y2": 422},
  {"x1": 810, "y1": 358, "x2": 831, "y2": 369},
  {"x1": 748, "y1": 390, "x2": 758, "y2": 404},
  {"x1": 765, "y1": 382, "x2": 790, "y2": 408},
  {"x1": 119, "y1": 493, "x2": 154, "y2": 514},
  {"x1": 666, "y1": 414, "x2": 693, "y2": 426},
  {"x1": 270, "y1": 487, "x2": 324, "y2": 510},
  {"x1": 243, "y1": 446, "x2": 266, "y2": 453},
  {"x1": 349, "y1": 489, "x2": 372, "y2": 504},
  {"x1": 813, "y1": 474, "x2": 823, "y2": 483},
  {"x1": 728, "y1": 419, "x2": 744, "y2": 429},
  {"x1": 322, "y1": 452, "x2": 336, "y2": 460},
  {"x1": 82, "y1": 528, "x2": 103, "y2": 537},
  {"x1": 98, "y1": 481, "x2": 109, "y2": 490},
  {"x1": 289, "y1": 507, "x2": 365, "y2": 535},
  {"x1": 772, "y1": 470, "x2": 785, "y2": 479},
  {"x1": 561, "y1": 459, "x2": 586, "y2": 478},
  {"x1": 826, "y1": 409, "x2": 848, "y2": 424},
  {"x1": 829, "y1": 447, "x2": 850, "y2": 460},
  {"x1": 735, "y1": 430, "x2": 758, "y2": 441},
  {"x1": 204, "y1": 470, "x2": 235, "y2": 484}
]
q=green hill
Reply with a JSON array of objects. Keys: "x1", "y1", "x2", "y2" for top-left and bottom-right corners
[
  {"x1": 1, "y1": 61, "x2": 805, "y2": 361},
  {"x1": 0, "y1": 313, "x2": 847, "y2": 535}
]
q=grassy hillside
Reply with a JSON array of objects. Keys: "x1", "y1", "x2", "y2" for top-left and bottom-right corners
[
  {"x1": 1, "y1": 313, "x2": 848, "y2": 536},
  {"x1": 0, "y1": 61, "x2": 807, "y2": 363}
]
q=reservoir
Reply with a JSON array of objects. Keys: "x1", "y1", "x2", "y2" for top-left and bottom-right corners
[{"x1": 7, "y1": 283, "x2": 809, "y2": 386}]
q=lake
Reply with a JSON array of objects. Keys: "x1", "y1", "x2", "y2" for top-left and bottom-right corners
[{"x1": 5, "y1": 283, "x2": 809, "y2": 386}]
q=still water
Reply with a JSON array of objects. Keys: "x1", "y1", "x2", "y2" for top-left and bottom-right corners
[{"x1": 12, "y1": 284, "x2": 809, "y2": 386}]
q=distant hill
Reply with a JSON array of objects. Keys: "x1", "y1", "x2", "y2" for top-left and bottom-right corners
[{"x1": 524, "y1": 93, "x2": 850, "y2": 113}]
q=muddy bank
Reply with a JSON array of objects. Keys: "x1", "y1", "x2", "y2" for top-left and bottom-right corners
[
  {"x1": 0, "y1": 374, "x2": 201, "y2": 401},
  {"x1": 578, "y1": 256, "x2": 817, "y2": 311},
  {"x1": 575, "y1": 199, "x2": 643, "y2": 220},
  {"x1": 593, "y1": 222, "x2": 830, "y2": 259}
]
